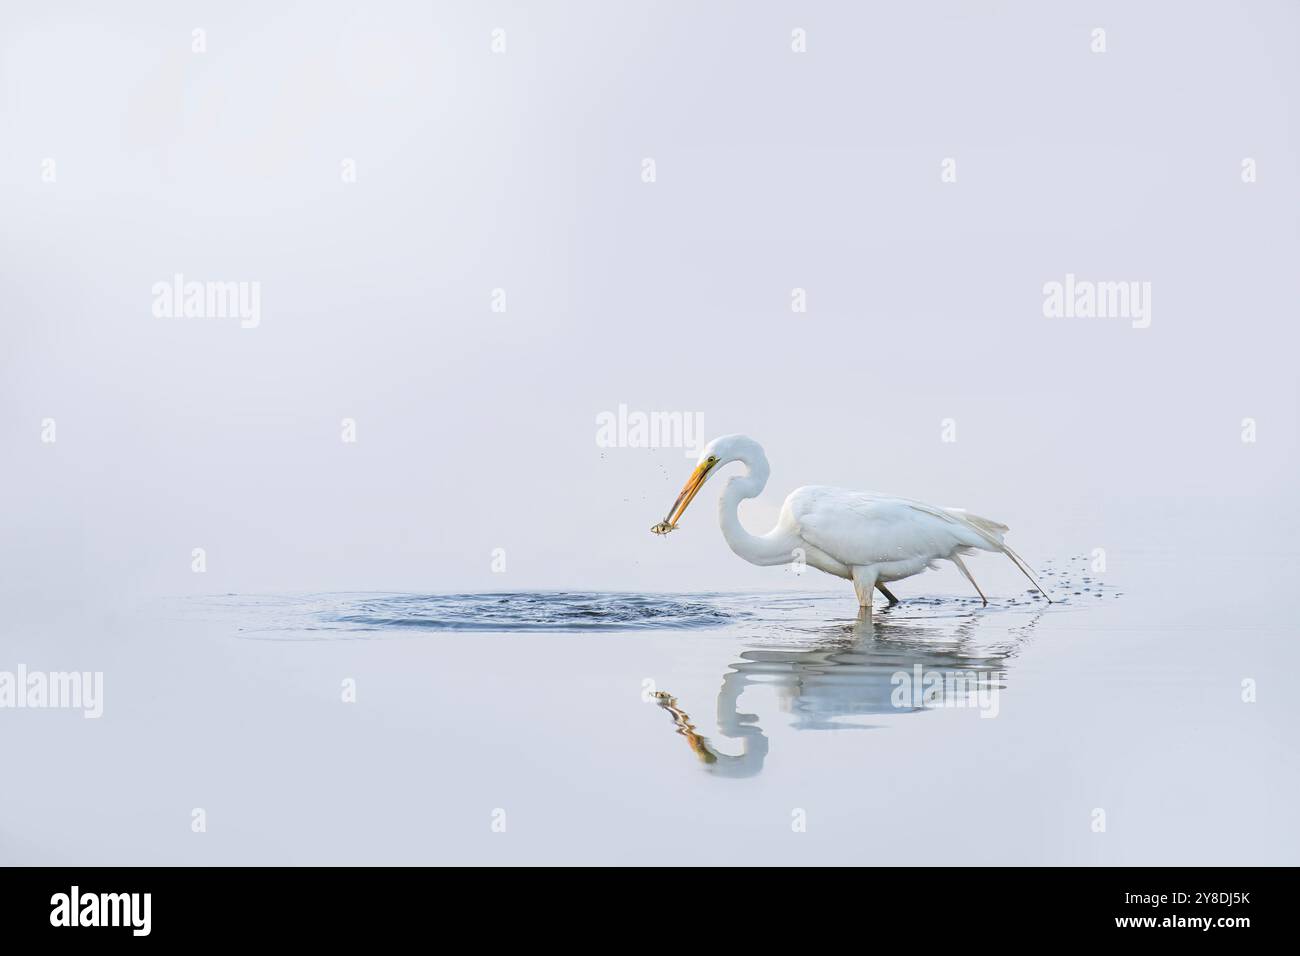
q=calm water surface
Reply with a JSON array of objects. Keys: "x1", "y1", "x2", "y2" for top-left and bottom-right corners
[
  {"x1": 8, "y1": 555, "x2": 1296, "y2": 865},
  {"x1": 179, "y1": 557, "x2": 1115, "y2": 781}
]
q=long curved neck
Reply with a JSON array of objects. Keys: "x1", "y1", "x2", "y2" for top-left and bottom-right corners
[{"x1": 717, "y1": 449, "x2": 793, "y2": 566}]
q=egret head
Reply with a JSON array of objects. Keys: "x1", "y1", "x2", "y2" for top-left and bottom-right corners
[{"x1": 651, "y1": 435, "x2": 759, "y2": 534}]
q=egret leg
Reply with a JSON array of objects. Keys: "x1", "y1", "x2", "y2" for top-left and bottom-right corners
[
  {"x1": 851, "y1": 606, "x2": 875, "y2": 639},
  {"x1": 875, "y1": 583, "x2": 900, "y2": 606},
  {"x1": 851, "y1": 567, "x2": 878, "y2": 610},
  {"x1": 951, "y1": 554, "x2": 988, "y2": 606}
]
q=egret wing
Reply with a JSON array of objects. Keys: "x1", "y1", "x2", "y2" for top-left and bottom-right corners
[{"x1": 788, "y1": 486, "x2": 995, "y2": 568}]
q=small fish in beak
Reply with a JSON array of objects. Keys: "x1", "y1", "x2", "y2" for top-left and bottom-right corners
[{"x1": 650, "y1": 456, "x2": 717, "y2": 535}]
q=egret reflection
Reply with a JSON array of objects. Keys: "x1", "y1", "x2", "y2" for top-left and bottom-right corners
[{"x1": 654, "y1": 606, "x2": 1043, "y2": 777}]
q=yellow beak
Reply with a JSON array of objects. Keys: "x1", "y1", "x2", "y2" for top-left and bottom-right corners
[{"x1": 652, "y1": 460, "x2": 714, "y2": 534}]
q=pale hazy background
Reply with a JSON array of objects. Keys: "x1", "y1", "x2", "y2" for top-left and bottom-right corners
[
  {"x1": 2, "y1": 0, "x2": 1297, "y2": 601},
  {"x1": 3, "y1": 1, "x2": 1300, "y2": 870}
]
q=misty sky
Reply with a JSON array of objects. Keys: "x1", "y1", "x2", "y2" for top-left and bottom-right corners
[{"x1": 3, "y1": 1, "x2": 1297, "y2": 600}]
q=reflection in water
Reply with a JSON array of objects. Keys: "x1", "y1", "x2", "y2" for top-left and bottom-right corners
[{"x1": 654, "y1": 605, "x2": 1046, "y2": 778}]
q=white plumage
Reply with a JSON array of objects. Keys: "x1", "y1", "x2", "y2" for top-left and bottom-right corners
[{"x1": 653, "y1": 434, "x2": 1051, "y2": 609}]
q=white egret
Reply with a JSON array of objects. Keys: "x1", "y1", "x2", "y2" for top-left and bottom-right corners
[{"x1": 651, "y1": 434, "x2": 1052, "y2": 609}]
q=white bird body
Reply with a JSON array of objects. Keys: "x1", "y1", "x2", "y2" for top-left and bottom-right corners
[
  {"x1": 780, "y1": 486, "x2": 1007, "y2": 579},
  {"x1": 654, "y1": 434, "x2": 1051, "y2": 609}
]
